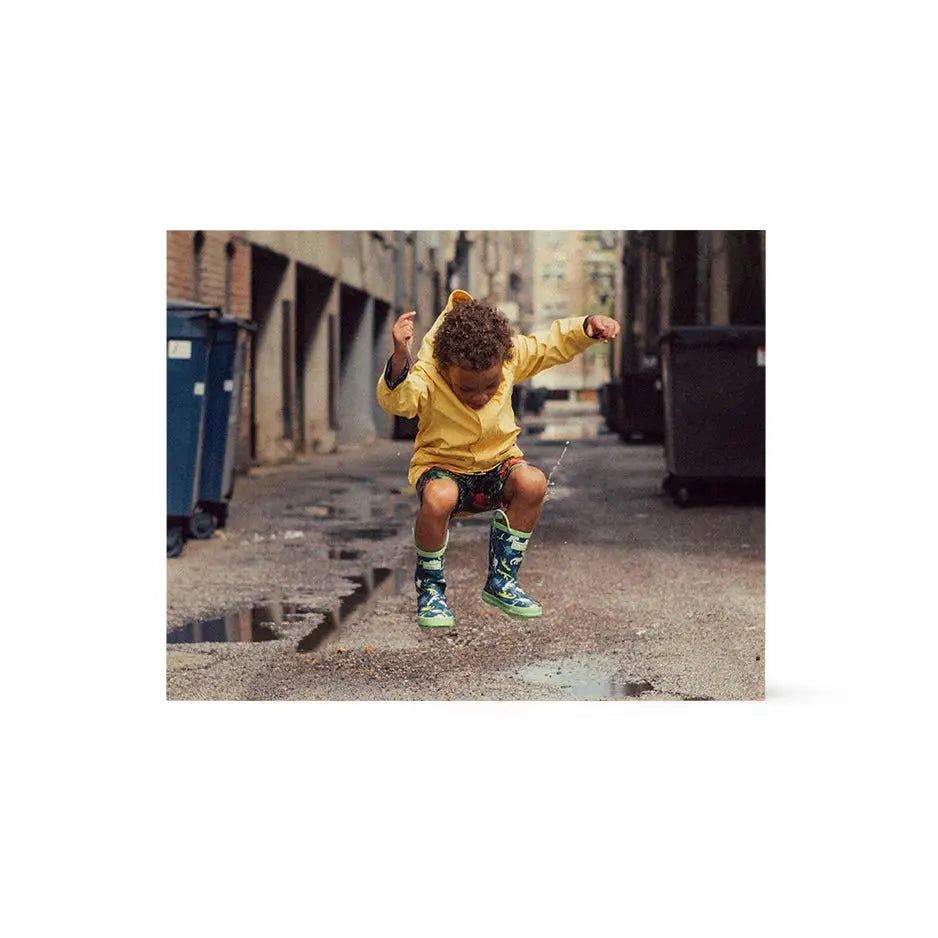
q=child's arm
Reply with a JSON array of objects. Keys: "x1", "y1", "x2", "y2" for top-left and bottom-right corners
[
  {"x1": 513, "y1": 315, "x2": 620, "y2": 382},
  {"x1": 388, "y1": 311, "x2": 415, "y2": 383},
  {"x1": 376, "y1": 311, "x2": 431, "y2": 418}
]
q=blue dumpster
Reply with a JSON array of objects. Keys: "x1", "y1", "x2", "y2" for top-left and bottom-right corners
[
  {"x1": 197, "y1": 315, "x2": 257, "y2": 532},
  {"x1": 167, "y1": 302, "x2": 218, "y2": 556}
]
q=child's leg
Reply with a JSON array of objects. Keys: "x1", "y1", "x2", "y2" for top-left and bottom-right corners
[
  {"x1": 481, "y1": 463, "x2": 548, "y2": 618},
  {"x1": 501, "y1": 465, "x2": 548, "y2": 532},
  {"x1": 413, "y1": 475, "x2": 461, "y2": 629},
  {"x1": 415, "y1": 477, "x2": 459, "y2": 551}
]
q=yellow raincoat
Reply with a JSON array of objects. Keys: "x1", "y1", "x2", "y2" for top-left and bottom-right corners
[{"x1": 376, "y1": 290, "x2": 598, "y2": 486}]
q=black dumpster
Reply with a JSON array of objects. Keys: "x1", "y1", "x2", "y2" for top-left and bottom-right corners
[
  {"x1": 658, "y1": 326, "x2": 765, "y2": 506},
  {"x1": 511, "y1": 384, "x2": 528, "y2": 417},
  {"x1": 620, "y1": 370, "x2": 663, "y2": 443},
  {"x1": 523, "y1": 386, "x2": 549, "y2": 416},
  {"x1": 601, "y1": 381, "x2": 622, "y2": 434}
]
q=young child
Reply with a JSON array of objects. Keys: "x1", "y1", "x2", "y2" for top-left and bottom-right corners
[{"x1": 376, "y1": 289, "x2": 619, "y2": 628}]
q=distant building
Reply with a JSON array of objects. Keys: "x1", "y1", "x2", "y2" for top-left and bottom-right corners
[{"x1": 529, "y1": 230, "x2": 620, "y2": 391}]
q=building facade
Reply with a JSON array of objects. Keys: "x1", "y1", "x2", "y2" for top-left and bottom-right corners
[{"x1": 166, "y1": 230, "x2": 534, "y2": 470}]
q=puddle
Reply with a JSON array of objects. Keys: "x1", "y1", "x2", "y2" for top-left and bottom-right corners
[
  {"x1": 286, "y1": 498, "x2": 413, "y2": 527},
  {"x1": 516, "y1": 657, "x2": 657, "y2": 700},
  {"x1": 327, "y1": 526, "x2": 401, "y2": 542},
  {"x1": 167, "y1": 567, "x2": 402, "y2": 649},
  {"x1": 295, "y1": 613, "x2": 339, "y2": 651},
  {"x1": 515, "y1": 659, "x2": 714, "y2": 700},
  {"x1": 296, "y1": 567, "x2": 400, "y2": 652},
  {"x1": 167, "y1": 604, "x2": 299, "y2": 644},
  {"x1": 610, "y1": 679, "x2": 655, "y2": 698},
  {"x1": 328, "y1": 547, "x2": 364, "y2": 560},
  {"x1": 302, "y1": 505, "x2": 339, "y2": 518}
]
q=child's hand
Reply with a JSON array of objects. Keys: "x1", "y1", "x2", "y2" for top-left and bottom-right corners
[
  {"x1": 392, "y1": 311, "x2": 416, "y2": 355},
  {"x1": 586, "y1": 315, "x2": 620, "y2": 342}
]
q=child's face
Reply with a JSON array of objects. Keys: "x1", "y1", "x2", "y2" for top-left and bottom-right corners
[{"x1": 443, "y1": 361, "x2": 503, "y2": 410}]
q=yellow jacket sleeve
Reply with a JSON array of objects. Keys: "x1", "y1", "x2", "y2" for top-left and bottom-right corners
[
  {"x1": 376, "y1": 358, "x2": 432, "y2": 418},
  {"x1": 512, "y1": 317, "x2": 596, "y2": 382}
]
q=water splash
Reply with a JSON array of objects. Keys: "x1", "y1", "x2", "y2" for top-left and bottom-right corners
[{"x1": 545, "y1": 440, "x2": 570, "y2": 501}]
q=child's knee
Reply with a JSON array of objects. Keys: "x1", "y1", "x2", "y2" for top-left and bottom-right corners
[
  {"x1": 509, "y1": 466, "x2": 548, "y2": 501},
  {"x1": 421, "y1": 478, "x2": 460, "y2": 515}
]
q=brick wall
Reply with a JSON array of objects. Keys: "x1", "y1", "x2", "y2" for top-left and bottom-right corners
[
  {"x1": 166, "y1": 230, "x2": 196, "y2": 300},
  {"x1": 228, "y1": 237, "x2": 251, "y2": 319},
  {"x1": 166, "y1": 230, "x2": 251, "y2": 316}
]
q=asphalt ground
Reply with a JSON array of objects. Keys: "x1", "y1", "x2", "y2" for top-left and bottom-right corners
[{"x1": 166, "y1": 406, "x2": 764, "y2": 700}]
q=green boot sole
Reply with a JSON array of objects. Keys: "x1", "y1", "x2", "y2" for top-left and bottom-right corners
[
  {"x1": 417, "y1": 612, "x2": 455, "y2": 629},
  {"x1": 481, "y1": 590, "x2": 543, "y2": 618}
]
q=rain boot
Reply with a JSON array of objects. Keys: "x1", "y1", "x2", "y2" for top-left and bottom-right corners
[
  {"x1": 414, "y1": 529, "x2": 456, "y2": 628},
  {"x1": 481, "y1": 508, "x2": 543, "y2": 617}
]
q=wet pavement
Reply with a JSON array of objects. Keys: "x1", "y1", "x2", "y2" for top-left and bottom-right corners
[{"x1": 166, "y1": 401, "x2": 765, "y2": 700}]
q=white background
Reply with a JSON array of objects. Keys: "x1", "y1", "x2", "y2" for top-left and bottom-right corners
[{"x1": 4, "y1": 1, "x2": 936, "y2": 936}]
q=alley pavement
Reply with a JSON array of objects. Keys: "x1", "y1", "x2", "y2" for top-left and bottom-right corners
[{"x1": 166, "y1": 404, "x2": 765, "y2": 700}]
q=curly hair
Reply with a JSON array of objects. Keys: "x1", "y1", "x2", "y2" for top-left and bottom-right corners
[{"x1": 433, "y1": 299, "x2": 514, "y2": 371}]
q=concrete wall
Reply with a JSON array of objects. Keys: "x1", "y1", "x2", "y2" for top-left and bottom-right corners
[
  {"x1": 241, "y1": 231, "x2": 404, "y2": 462},
  {"x1": 336, "y1": 284, "x2": 376, "y2": 444},
  {"x1": 295, "y1": 263, "x2": 336, "y2": 453},
  {"x1": 371, "y1": 298, "x2": 394, "y2": 438},
  {"x1": 249, "y1": 245, "x2": 294, "y2": 464},
  {"x1": 709, "y1": 231, "x2": 732, "y2": 326}
]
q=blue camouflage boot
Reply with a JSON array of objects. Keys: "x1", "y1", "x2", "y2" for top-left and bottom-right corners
[
  {"x1": 414, "y1": 530, "x2": 456, "y2": 628},
  {"x1": 481, "y1": 509, "x2": 543, "y2": 618}
]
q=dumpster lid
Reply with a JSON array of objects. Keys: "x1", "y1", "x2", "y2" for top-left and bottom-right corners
[
  {"x1": 217, "y1": 314, "x2": 258, "y2": 332},
  {"x1": 167, "y1": 300, "x2": 256, "y2": 330},
  {"x1": 167, "y1": 298, "x2": 222, "y2": 318},
  {"x1": 659, "y1": 325, "x2": 764, "y2": 347}
]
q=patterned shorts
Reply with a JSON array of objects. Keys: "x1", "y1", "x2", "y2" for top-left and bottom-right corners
[{"x1": 416, "y1": 458, "x2": 529, "y2": 515}]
